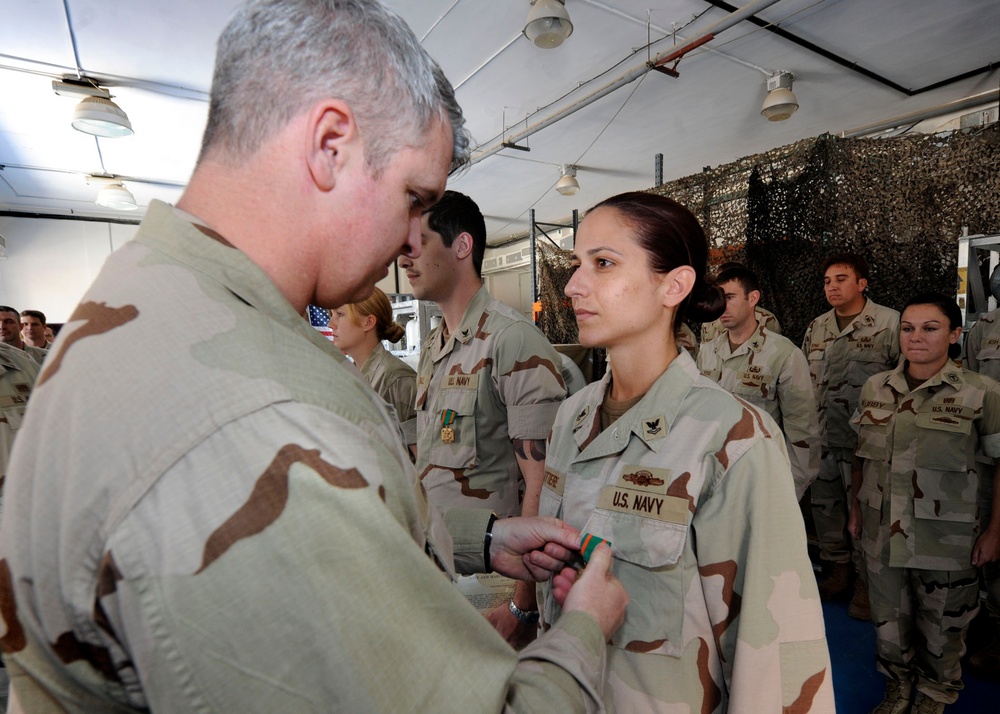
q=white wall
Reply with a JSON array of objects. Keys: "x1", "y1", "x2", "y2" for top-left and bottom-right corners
[
  {"x1": 0, "y1": 216, "x2": 137, "y2": 323},
  {"x1": 0, "y1": 217, "x2": 543, "y2": 324}
]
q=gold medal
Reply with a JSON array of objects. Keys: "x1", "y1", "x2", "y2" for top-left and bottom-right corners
[{"x1": 440, "y1": 409, "x2": 456, "y2": 444}]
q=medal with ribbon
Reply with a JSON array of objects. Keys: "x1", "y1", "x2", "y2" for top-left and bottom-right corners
[{"x1": 440, "y1": 409, "x2": 456, "y2": 443}]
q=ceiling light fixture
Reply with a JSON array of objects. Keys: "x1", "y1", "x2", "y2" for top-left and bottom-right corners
[
  {"x1": 53, "y1": 79, "x2": 134, "y2": 138},
  {"x1": 555, "y1": 165, "x2": 579, "y2": 196},
  {"x1": 524, "y1": 0, "x2": 573, "y2": 49},
  {"x1": 88, "y1": 175, "x2": 138, "y2": 210},
  {"x1": 761, "y1": 71, "x2": 799, "y2": 122}
]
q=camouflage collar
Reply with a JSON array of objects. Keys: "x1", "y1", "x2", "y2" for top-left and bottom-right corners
[
  {"x1": 885, "y1": 360, "x2": 964, "y2": 394},
  {"x1": 824, "y1": 297, "x2": 885, "y2": 334},
  {"x1": 573, "y1": 352, "x2": 696, "y2": 457}
]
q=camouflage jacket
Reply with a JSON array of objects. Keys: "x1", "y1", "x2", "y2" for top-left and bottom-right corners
[
  {"x1": 0, "y1": 342, "x2": 38, "y2": 488},
  {"x1": 701, "y1": 306, "x2": 780, "y2": 344},
  {"x1": 0, "y1": 202, "x2": 608, "y2": 713},
  {"x1": 963, "y1": 308, "x2": 1000, "y2": 381},
  {"x1": 802, "y1": 299, "x2": 900, "y2": 450},
  {"x1": 360, "y1": 341, "x2": 417, "y2": 446},
  {"x1": 675, "y1": 322, "x2": 699, "y2": 359},
  {"x1": 852, "y1": 361, "x2": 1000, "y2": 569},
  {"x1": 415, "y1": 285, "x2": 566, "y2": 517},
  {"x1": 697, "y1": 323, "x2": 820, "y2": 499},
  {"x1": 538, "y1": 351, "x2": 835, "y2": 713}
]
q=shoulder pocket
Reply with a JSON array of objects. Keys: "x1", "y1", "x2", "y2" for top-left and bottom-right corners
[{"x1": 855, "y1": 408, "x2": 894, "y2": 461}]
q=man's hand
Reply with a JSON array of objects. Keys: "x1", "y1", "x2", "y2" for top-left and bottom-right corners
[
  {"x1": 972, "y1": 526, "x2": 1000, "y2": 567},
  {"x1": 485, "y1": 601, "x2": 538, "y2": 650},
  {"x1": 556, "y1": 543, "x2": 628, "y2": 641},
  {"x1": 489, "y1": 516, "x2": 580, "y2": 581}
]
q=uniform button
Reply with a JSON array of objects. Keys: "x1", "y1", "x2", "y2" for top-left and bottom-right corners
[{"x1": 613, "y1": 428, "x2": 620, "y2": 440}]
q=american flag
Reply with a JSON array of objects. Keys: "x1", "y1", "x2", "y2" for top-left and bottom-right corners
[{"x1": 308, "y1": 304, "x2": 334, "y2": 341}]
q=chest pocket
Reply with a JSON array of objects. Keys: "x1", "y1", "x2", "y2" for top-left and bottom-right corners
[
  {"x1": 914, "y1": 410, "x2": 973, "y2": 472},
  {"x1": 855, "y1": 408, "x2": 894, "y2": 461},
  {"x1": 0, "y1": 394, "x2": 29, "y2": 431},
  {"x1": 583, "y1": 505, "x2": 689, "y2": 658},
  {"x1": 427, "y1": 387, "x2": 479, "y2": 470},
  {"x1": 732, "y1": 371, "x2": 776, "y2": 402}
]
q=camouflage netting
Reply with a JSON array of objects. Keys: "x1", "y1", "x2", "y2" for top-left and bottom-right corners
[{"x1": 537, "y1": 123, "x2": 1000, "y2": 347}]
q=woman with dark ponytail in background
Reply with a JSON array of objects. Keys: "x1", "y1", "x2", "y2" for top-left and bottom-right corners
[{"x1": 537, "y1": 192, "x2": 834, "y2": 712}]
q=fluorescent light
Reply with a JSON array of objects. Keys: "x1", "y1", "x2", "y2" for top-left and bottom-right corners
[
  {"x1": 525, "y1": 0, "x2": 573, "y2": 49},
  {"x1": 556, "y1": 165, "x2": 579, "y2": 196},
  {"x1": 72, "y1": 96, "x2": 134, "y2": 137},
  {"x1": 96, "y1": 183, "x2": 138, "y2": 210},
  {"x1": 761, "y1": 71, "x2": 799, "y2": 122}
]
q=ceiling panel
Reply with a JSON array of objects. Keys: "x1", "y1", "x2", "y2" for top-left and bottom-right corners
[{"x1": 0, "y1": 0, "x2": 996, "y2": 243}]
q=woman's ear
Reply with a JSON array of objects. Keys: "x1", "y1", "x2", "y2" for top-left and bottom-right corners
[
  {"x1": 361, "y1": 314, "x2": 377, "y2": 333},
  {"x1": 661, "y1": 265, "x2": 696, "y2": 309}
]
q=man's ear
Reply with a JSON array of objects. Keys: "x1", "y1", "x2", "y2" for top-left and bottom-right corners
[
  {"x1": 748, "y1": 289, "x2": 761, "y2": 308},
  {"x1": 453, "y1": 232, "x2": 474, "y2": 261},
  {"x1": 661, "y1": 265, "x2": 696, "y2": 309},
  {"x1": 305, "y1": 99, "x2": 358, "y2": 192}
]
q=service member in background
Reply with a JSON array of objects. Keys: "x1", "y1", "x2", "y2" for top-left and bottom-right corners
[
  {"x1": 698, "y1": 264, "x2": 819, "y2": 500},
  {"x1": 0, "y1": 307, "x2": 46, "y2": 365},
  {"x1": 0, "y1": 2, "x2": 627, "y2": 711},
  {"x1": 19, "y1": 310, "x2": 51, "y2": 350},
  {"x1": 701, "y1": 261, "x2": 781, "y2": 343},
  {"x1": 960, "y1": 306, "x2": 1000, "y2": 680},
  {"x1": 850, "y1": 293, "x2": 1000, "y2": 714},
  {"x1": 399, "y1": 189, "x2": 568, "y2": 648},
  {"x1": 802, "y1": 253, "x2": 900, "y2": 619}
]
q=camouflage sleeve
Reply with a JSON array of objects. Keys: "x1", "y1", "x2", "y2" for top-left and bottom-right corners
[
  {"x1": 493, "y1": 322, "x2": 567, "y2": 440},
  {"x1": 965, "y1": 320, "x2": 984, "y2": 372},
  {"x1": 108, "y1": 403, "x2": 604, "y2": 712},
  {"x1": 978, "y1": 375, "x2": 1000, "y2": 459},
  {"x1": 695, "y1": 438, "x2": 834, "y2": 711},
  {"x1": 777, "y1": 348, "x2": 821, "y2": 500},
  {"x1": 382, "y1": 371, "x2": 417, "y2": 425}
]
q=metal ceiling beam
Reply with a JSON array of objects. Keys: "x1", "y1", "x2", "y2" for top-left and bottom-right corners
[
  {"x1": 703, "y1": 0, "x2": 1000, "y2": 96},
  {"x1": 469, "y1": 0, "x2": 784, "y2": 165}
]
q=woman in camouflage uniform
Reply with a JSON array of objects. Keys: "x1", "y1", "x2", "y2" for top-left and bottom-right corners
[
  {"x1": 850, "y1": 293, "x2": 1000, "y2": 714},
  {"x1": 331, "y1": 287, "x2": 417, "y2": 450},
  {"x1": 538, "y1": 192, "x2": 835, "y2": 712}
]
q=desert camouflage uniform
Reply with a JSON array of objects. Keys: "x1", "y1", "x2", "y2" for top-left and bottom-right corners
[
  {"x1": 539, "y1": 351, "x2": 835, "y2": 713},
  {"x1": 360, "y1": 341, "x2": 417, "y2": 447},
  {"x1": 0, "y1": 202, "x2": 609, "y2": 713},
  {"x1": 701, "y1": 305, "x2": 780, "y2": 344},
  {"x1": 0, "y1": 342, "x2": 38, "y2": 507},
  {"x1": 803, "y1": 298, "x2": 900, "y2": 564},
  {"x1": 697, "y1": 322, "x2": 819, "y2": 499},
  {"x1": 415, "y1": 285, "x2": 566, "y2": 517},
  {"x1": 675, "y1": 322, "x2": 699, "y2": 359},
  {"x1": 962, "y1": 308, "x2": 1000, "y2": 621},
  {"x1": 852, "y1": 360, "x2": 1000, "y2": 703}
]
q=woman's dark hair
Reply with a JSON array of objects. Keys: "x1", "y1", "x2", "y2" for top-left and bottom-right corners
[
  {"x1": 902, "y1": 292, "x2": 962, "y2": 359},
  {"x1": 588, "y1": 192, "x2": 725, "y2": 331}
]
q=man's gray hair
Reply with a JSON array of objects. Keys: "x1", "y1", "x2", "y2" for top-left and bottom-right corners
[{"x1": 199, "y1": 0, "x2": 469, "y2": 173}]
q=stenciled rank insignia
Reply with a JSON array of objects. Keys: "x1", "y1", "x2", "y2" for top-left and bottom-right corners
[
  {"x1": 573, "y1": 406, "x2": 590, "y2": 429},
  {"x1": 642, "y1": 415, "x2": 667, "y2": 440}
]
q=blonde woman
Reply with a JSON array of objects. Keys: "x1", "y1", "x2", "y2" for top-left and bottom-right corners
[{"x1": 331, "y1": 288, "x2": 416, "y2": 450}]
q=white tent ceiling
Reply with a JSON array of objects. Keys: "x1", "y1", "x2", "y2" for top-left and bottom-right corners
[{"x1": 1, "y1": 0, "x2": 998, "y2": 245}]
